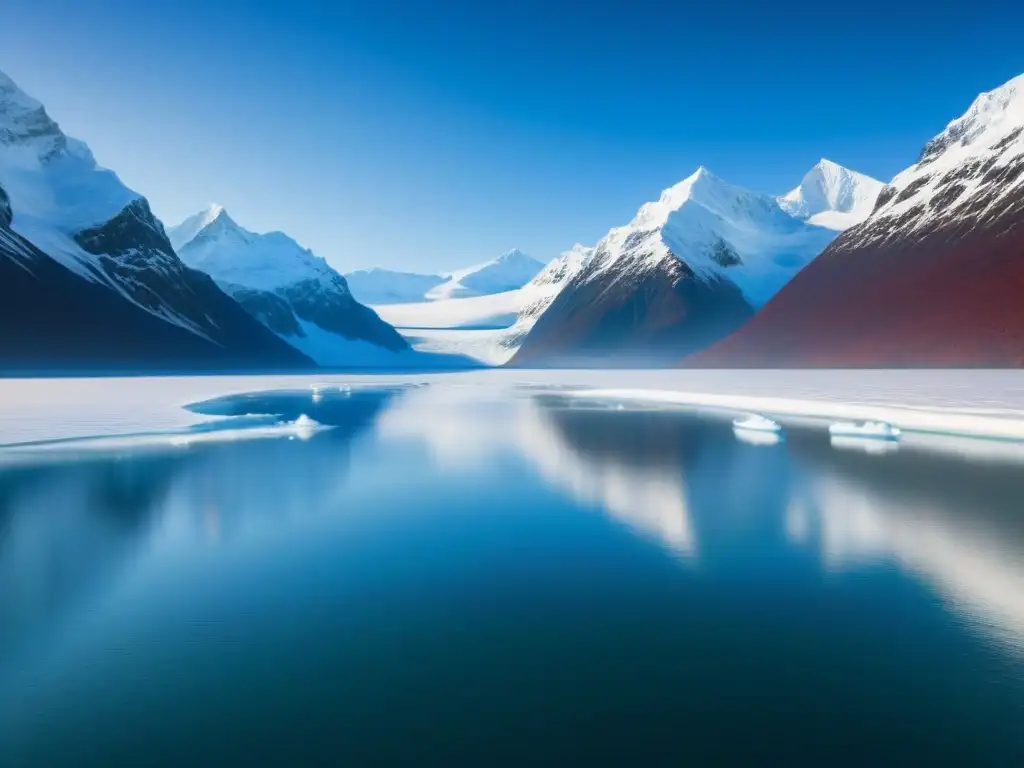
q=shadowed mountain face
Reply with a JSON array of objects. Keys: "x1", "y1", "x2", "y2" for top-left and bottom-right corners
[
  {"x1": 511, "y1": 254, "x2": 754, "y2": 367},
  {"x1": 169, "y1": 206, "x2": 408, "y2": 366},
  {"x1": 0, "y1": 66, "x2": 313, "y2": 373},
  {"x1": 0, "y1": 190, "x2": 309, "y2": 373},
  {"x1": 693, "y1": 76, "x2": 1024, "y2": 368},
  {"x1": 692, "y1": 176, "x2": 1024, "y2": 367},
  {"x1": 507, "y1": 164, "x2": 876, "y2": 367}
]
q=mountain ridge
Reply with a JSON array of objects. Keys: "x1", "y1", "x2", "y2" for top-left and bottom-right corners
[
  {"x1": 510, "y1": 161, "x2": 881, "y2": 365},
  {"x1": 692, "y1": 71, "x2": 1024, "y2": 367},
  {"x1": 171, "y1": 204, "x2": 409, "y2": 365},
  {"x1": 0, "y1": 68, "x2": 312, "y2": 371}
]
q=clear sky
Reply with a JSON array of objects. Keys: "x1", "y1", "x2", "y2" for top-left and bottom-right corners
[{"x1": 2, "y1": 0, "x2": 1021, "y2": 272}]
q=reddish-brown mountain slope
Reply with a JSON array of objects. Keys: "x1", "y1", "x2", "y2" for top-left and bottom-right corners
[{"x1": 691, "y1": 74, "x2": 1024, "y2": 368}]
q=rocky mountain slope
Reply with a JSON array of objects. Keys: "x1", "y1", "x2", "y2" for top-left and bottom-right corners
[
  {"x1": 694, "y1": 72, "x2": 1024, "y2": 367},
  {"x1": 0, "y1": 69, "x2": 311, "y2": 372},
  {"x1": 170, "y1": 205, "x2": 408, "y2": 366},
  {"x1": 511, "y1": 164, "x2": 879, "y2": 366}
]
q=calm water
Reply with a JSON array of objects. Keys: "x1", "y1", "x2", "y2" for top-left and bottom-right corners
[{"x1": 0, "y1": 384, "x2": 1022, "y2": 765}]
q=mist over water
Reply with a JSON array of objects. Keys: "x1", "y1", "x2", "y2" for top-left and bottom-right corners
[{"x1": 0, "y1": 384, "x2": 1022, "y2": 765}]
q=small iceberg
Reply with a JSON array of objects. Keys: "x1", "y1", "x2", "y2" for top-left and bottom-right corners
[
  {"x1": 830, "y1": 435, "x2": 900, "y2": 456},
  {"x1": 735, "y1": 429, "x2": 783, "y2": 447},
  {"x1": 290, "y1": 414, "x2": 319, "y2": 441},
  {"x1": 732, "y1": 414, "x2": 782, "y2": 434},
  {"x1": 828, "y1": 420, "x2": 902, "y2": 441}
]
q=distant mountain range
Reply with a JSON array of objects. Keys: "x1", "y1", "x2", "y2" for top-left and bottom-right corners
[
  {"x1": 509, "y1": 162, "x2": 881, "y2": 365},
  {"x1": 345, "y1": 249, "x2": 544, "y2": 305},
  {"x1": 2, "y1": 62, "x2": 1022, "y2": 371}
]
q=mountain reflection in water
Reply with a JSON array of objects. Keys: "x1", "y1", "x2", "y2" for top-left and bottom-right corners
[{"x1": 0, "y1": 384, "x2": 1020, "y2": 765}]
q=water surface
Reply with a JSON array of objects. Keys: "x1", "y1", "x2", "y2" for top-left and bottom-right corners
[{"x1": 0, "y1": 384, "x2": 1022, "y2": 765}]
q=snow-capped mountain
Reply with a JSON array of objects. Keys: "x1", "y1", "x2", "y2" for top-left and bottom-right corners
[
  {"x1": 343, "y1": 268, "x2": 447, "y2": 305},
  {"x1": 499, "y1": 243, "x2": 596, "y2": 352},
  {"x1": 425, "y1": 249, "x2": 544, "y2": 300},
  {"x1": 511, "y1": 164, "x2": 871, "y2": 365},
  {"x1": 0, "y1": 68, "x2": 310, "y2": 371},
  {"x1": 368, "y1": 244, "x2": 592, "y2": 365},
  {"x1": 778, "y1": 158, "x2": 885, "y2": 231},
  {"x1": 169, "y1": 206, "x2": 408, "y2": 366},
  {"x1": 345, "y1": 249, "x2": 544, "y2": 305},
  {"x1": 696, "y1": 72, "x2": 1024, "y2": 367}
]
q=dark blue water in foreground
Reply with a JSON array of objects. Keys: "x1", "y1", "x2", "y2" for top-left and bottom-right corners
[{"x1": 0, "y1": 386, "x2": 1022, "y2": 766}]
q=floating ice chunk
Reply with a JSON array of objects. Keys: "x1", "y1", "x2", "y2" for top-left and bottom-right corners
[
  {"x1": 290, "y1": 414, "x2": 320, "y2": 441},
  {"x1": 830, "y1": 435, "x2": 900, "y2": 455},
  {"x1": 829, "y1": 420, "x2": 902, "y2": 441},
  {"x1": 732, "y1": 414, "x2": 782, "y2": 434},
  {"x1": 735, "y1": 428, "x2": 783, "y2": 447}
]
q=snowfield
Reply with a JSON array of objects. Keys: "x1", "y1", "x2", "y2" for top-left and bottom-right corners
[
  {"x1": 2, "y1": 370, "x2": 1024, "y2": 449},
  {"x1": 374, "y1": 288, "x2": 526, "y2": 330},
  {"x1": 373, "y1": 244, "x2": 594, "y2": 365}
]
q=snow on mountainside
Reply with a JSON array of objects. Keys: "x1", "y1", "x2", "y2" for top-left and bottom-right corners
[
  {"x1": 344, "y1": 268, "x2": 446, "y2": 305},
  {"x1": 170, "y1": 205, "x2": 411, "y2": 366},
  {"x1": 779, "y1": 159, "x2": 885, "y2": 231},
  {"x1": 0, "y1": 68, "x2": 310, "y2": 371},
  {"x1": 170, "y1": 205, "x2": 342, "y2": 293},
  {"x1": 425, "y1": 249, "x2": 544, "y2": 300},
  {"x1": 511, "y1": 165, "x2": 857, "y2": 365},
  {"x1": 346, "y1": 249, "x2": 543, "y2": 306},
  {"x1": 500, "y1": 243, "x2": 595, "y2": 348},
  {"x1": 373, "y1": 244, "x2": 594, "y2": 365},
  {"x1": 695, "y1": 72, "x2": 1024, "y2": 367}
]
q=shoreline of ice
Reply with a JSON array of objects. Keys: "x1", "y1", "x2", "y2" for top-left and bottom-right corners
[
  {"x1": 0, "y1": 369, "x2": 1023, "y2": 448},
  {"x1": 564, "y1": 386, "x2": 1024, "y2": 442}
]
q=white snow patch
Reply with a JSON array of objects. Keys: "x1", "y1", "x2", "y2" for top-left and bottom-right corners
[
  {"x1": 281, "y1": 319, "x2": 406, "y2": 368},
  {"x1": 0, "y1": 68, "x2": 139, "y2": 233},
  {"x1": 424, "y1": 249, "x2": 544, "y2": 301},
  {"x1": 564, "y1": 387, "x2": 1024, "y2": 442},
  {"x1": 867, "y1": 72, "x2": 1024, "y2": 233},
  {"x1": 172, "y1": 206, "x2": 341, "y2": 294},
  {"x1": 778, "y1": 158, "x2": 884, "y2": 231},
  {"x1": 375, "y1": 244, "x2": 597, "y2": 365}
]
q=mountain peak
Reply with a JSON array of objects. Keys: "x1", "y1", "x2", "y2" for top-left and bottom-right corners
[
  {"x1": 202, "y1": 205, "x2": 240, "y2": 232},
  {"x1": 0, "y1": 67, "x2": 44, "y2": 114},
  {"x1": 631, "y1": 166, "x2": 746, "y2": 230},
  {"x1": 917, "y1": 71, "x2": 1024, "y2": 166},
  {"x1": 0, "y1": 67, "x2": 66, "y2": 163},
  {"x1": 202, "y1": 202, "x2": 225, "y2": 219},
  {"x1": 167, "y1": 204, "x2": 241, "y2": 251},
  {"x1": 778, "y1": 160, "x2": 884, "y2": 230},
  {"x1": 171, "y1": 208, "x2": 336, "y2": 294},
  {"x1": 496, "y1": 248, "x2": 534, "y2": 264}
]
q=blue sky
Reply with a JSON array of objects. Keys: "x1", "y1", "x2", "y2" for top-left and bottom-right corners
[{"x1": 2, "y1": 0, "x2": 1021, "y2": 272}]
